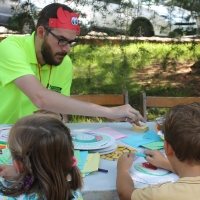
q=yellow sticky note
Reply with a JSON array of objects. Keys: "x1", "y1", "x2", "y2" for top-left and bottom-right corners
[{"x1": 81, "y1": 153, "x2": 100, "y2": 173}]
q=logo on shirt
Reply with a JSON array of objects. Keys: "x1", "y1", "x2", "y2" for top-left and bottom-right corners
[{"x1": 49, "y1": 85, "x2": 62, "y2": 93}]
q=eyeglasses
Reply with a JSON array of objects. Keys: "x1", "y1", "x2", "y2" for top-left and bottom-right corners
[{"x1": 44, "y1": 27, "x2": 78, "y2": 47}]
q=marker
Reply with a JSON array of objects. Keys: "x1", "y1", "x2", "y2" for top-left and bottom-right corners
[
  {"x1": 134, "y1": 152, "x2": 147, "y2": 158},
  {"x1": 98, "y1": 168, "x2": 108, "y2": 173}
]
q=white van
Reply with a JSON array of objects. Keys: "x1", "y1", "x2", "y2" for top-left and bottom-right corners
[{"x1": 65, "y1": 0, "x2": 197, "y2": 37}]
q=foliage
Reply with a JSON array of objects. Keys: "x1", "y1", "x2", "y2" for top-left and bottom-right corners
[
  {"x1": 68, "y1": 41, "x2": 200, "y2": 122},
  {"x1": 7, "y1": 12, "x2": 33, "y2": 32},
  {"x1": 2, "y1": 0, "x2": 199, "y2": 35},
  {"x1": 63, "y1": 0, "x2": 198, "y2": 37},
  {"x1": 2, "y1": 0, "x2": 199, "y2": 122},
  {"x1": 1, "y1": 0, "x2": 38, "y2": 33}
]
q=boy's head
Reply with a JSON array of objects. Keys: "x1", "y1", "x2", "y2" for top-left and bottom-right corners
[{"x1": 163, "y1": 102, "x2": 200, "y2": 164}]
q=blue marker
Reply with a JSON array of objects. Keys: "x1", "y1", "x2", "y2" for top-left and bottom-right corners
[
  {"x1": 134, "y1": 152, "x2": 147, "y2": 158},
  {"x1": 98, "y1": 168, "x2": 108, "y2": 173}
]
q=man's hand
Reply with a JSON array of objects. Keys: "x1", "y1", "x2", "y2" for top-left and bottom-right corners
[
  {"x1": 110, "y1": 104, "x2": 145, "y2": 124},
  {"x1": 33, "y1": 110, "x2": 62, "y2": 121},
  {"x1": 33, "y1": 110, "x2": 68, "y2": 122}
]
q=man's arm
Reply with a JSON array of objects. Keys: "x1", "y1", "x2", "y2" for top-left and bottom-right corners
[
  {"x1": 116, "y1": 153, "x2": 136, "y2": 200},
  {"x1": 14, "y1": 75, "x2": 145, "y2": 122}
]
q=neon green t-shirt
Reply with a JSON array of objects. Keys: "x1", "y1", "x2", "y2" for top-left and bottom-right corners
[{"x1": 0, "y1": 32, "x2": 73, "y2": 124}]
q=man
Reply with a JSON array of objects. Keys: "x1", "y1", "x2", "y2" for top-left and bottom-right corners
[{"x1": 0, "y1": 3, "x2": 144, "y2": 124}]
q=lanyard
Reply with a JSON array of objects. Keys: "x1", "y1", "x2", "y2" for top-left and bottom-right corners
[{"x1": 37, "y1": 63, "x2": 52, "y2": 88}]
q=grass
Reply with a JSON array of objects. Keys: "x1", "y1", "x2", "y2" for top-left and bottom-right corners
[{"x1": 68, "y1": 41, "x2": 200, "y2": 122}]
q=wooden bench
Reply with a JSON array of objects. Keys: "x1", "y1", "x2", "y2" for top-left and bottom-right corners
[
  {"x1": 71, "y1": 90, "x2": 129, "y2": 106},
  {"x1": 140, "y1": 91, "x2": 200, "y2": 121},
  {"x1": 63, "y1": 90, "x2": 129, "y2": 122}
]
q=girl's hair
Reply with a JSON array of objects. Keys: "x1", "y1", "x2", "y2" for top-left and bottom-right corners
[
  {"x1": 163, "y1": 102, "x2": 200, "y2": 165},
  {"x1": 1, "y1": 114, "x2": 82, "y2": 199}
]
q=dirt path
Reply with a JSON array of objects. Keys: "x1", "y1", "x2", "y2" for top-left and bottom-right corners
[{"x1": 134, "y1": 60, "x2": 200, "y2": 96}]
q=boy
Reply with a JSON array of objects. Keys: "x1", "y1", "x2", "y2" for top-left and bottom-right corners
[{"x1": 116, "y1": 102, "x2": 200, "y2": 200}]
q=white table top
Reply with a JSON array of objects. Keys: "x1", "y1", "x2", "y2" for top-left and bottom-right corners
[
  {"x1": 0, "y1": 122, "x2": 156, "y2": 200},
  {"x1": 66, "y1": 121, "x2": 156, "y2": 199}
]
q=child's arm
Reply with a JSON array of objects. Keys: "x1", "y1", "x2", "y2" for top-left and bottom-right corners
[
  {"x1": 144, "y1": 150, "x2": 174, "y2": 172},
  {"x1": 0, "y1": 164, "x2": 18, "y2": 180},
  {"x1": 116, "y1": 153, "x2": 136, "y2": 200}
]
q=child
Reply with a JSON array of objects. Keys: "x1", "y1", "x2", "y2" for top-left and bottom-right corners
[
  {"x1": 0, "y1": 114, "x2": 83, "y2": 199},
  {"x1": 116, "y1": 102, "x2": 200, "y2": 200}
]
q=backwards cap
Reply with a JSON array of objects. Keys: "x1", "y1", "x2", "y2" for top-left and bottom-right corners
[{"x1": 48, "y1": 7, "x2": 80, "y2": 35}]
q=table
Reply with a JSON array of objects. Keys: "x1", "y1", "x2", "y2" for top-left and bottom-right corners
[{"x1": 66, "y1": 122, "x2": 156, "y2": 200}]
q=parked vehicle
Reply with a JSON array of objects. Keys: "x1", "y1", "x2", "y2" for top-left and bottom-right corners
[
  {"x1": 0, "y1": 0, "x2": 40, "y2": 34},
  {"x1": 65, "y1": 0, "x2": 197, "y2": 37},
  {"x1": 164, "y1": 0, "x2": 200, "y2": 12}
]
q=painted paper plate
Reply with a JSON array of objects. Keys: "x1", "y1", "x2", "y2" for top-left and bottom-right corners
[
  {"x1": 0, "y1": 125, "x2": 11, "y2": 142},
  {"x1": 89, "y1": 143, "x2": 118, "y2": 155},
  {"x1": 71, "y1": 132, "x2": 115, "y2": 150},
  {"x1": 129, "y1": 161, "x2": 179, "y2": 184}
]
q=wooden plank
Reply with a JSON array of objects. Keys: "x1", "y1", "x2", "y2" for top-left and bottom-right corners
[
  {"x1": 140, "y1": 91, "x2": 200, "y2": 121},
  {"x1": 71, "y1": 94, "x2": 125, "y2": 106},
  {"x1": 146, "y1": 97, "x2": 200, "y2": 107},
  {"x1": 140, "y1": 91, "x2": 147, "y2": 120}
]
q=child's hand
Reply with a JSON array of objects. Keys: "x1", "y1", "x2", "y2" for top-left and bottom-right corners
[
  {"x1": 117, "y1": 153, "x2": 134, "y2": 172},
  {"x1": 0, "y1": 164, "x2": 18, "y2": 180},
  {"x1": 144, "y1": 150, "x2": 173, "y2": 172}
]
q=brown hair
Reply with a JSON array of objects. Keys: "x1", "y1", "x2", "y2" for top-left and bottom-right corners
[
  {"x1": 1, "y1": 114, "x2": 82, "y2": 199},
  {"x1": 36, "y1": 3, "x2": 73, "y2": 29},
  {"x1": 163, "y1": 102, "x2": 200, "y2": 164}
]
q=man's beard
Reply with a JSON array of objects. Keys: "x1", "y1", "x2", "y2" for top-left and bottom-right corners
[{"x1": 41, "y1": 38, "x2": 67, "y2": 66}]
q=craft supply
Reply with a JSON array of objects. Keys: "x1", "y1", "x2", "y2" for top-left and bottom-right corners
[
  {"x1": 130, "y1": 160, "x2": 179, "y2": 184},
  {"x1": 142, "y1": 162, "x2": 157, "y2": 170},
  {"x1": 72, "y1": 132, "x2": 115, "y2": 150},
  {"x1": 141, "y1": 141, "x2": 164, "y2": 150},
  {"x1": 132, "y1": 123, "x2": 149, "y2": 133},
  {"x1": 89, "y1": 127, "x2": 127, "y2": 140},
  {"x1": 155, "y1": 116, "x2": 165, "y2": 140},
  {"x1": 81, "y1": 153, "x2": 100, "y2": 173},
  {"x1": 89, "y1": 143, "x2": 117, "y2": 155},
  {"x1": 100, "y1": 145, "x2": 137, "y2": 161},
  {"x1": 98, "y1": 168, "x2": 108, "y2": 173},
  {"x1": 134, "y1": 152, "x2": 147, "y2": 158}
]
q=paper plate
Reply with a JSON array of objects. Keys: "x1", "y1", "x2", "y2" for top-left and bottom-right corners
[
  {"x1": 0, "y1": 126, "x2": 11, "y2": 142},
  {"x1": 72, "y1": 132, "x2": 115, "y2": 150},
  {"x1": 129, "y1": 161, "x2": 179, "y2": 184},
  {"x1": 100, "y1": 145, "x2": 137, "y2": 161},
  {"x1": 89, "y1": 143, "x2": 118, "y2": 155},
  {"x1": 155, "y1": 116, "x2": 165, "y2": 140}
]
